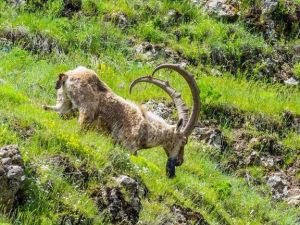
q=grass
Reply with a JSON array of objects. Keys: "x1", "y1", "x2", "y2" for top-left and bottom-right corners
[{"x1": 0, "y1": 0, "x2": 300, "y2": 224}]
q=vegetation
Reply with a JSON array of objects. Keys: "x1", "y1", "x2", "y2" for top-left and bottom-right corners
[{"x1": 0, "y1": 0, "x2": 299, "y2": 224}]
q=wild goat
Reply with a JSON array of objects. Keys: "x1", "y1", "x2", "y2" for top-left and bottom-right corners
[{"x1": 43, "y1": 64, "x2": 200, "y2": 177}]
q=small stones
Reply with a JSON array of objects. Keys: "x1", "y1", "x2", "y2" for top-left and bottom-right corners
[
  {"x1": 192, "y1": 125, "x2": 228, "y2": 151},
  {"x1": 143, "y1": 100, "x2": 175, "y2": 124},
  {"x1": 0, "y1": 145, "x2": 25, "y2": 213}
]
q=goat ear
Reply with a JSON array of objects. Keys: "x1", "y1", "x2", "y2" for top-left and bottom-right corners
[
  {"x1": 175, "y1": 118, "x2": 184, "y2": 132},
  {"x1": 55, "y1": 73, "x2": 67, "y2": 89}
]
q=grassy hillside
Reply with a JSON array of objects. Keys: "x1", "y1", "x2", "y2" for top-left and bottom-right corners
[{"x1": 0, "y1": 0, "x2": 299, "y2": 224}]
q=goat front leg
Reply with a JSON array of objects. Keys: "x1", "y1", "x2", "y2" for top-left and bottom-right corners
[
  {"x1": 78, "y1": 108, "x2": 96, "y2": 131},
  {"x1": 42, "y1": 103, "x2": 63, "y2": 112}
]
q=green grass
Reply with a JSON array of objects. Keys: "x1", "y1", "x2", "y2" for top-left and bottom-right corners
[{"x1": 0, "y1": 0, "x2": 300, "y2": 224}]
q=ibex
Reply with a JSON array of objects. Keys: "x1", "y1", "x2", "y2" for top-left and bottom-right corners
[{"x1": 43, "y1": 64, "x2": 200, "y2": 177}]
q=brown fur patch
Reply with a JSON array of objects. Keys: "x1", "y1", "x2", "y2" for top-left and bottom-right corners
[{"x1": 55, "y1": 73, "x2": 68, "y2": 89}]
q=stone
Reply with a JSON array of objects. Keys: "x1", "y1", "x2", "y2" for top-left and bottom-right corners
[
  {"x1": 91, "y1": 175, "x2": 147, "y2": 224},
  {"x1": 260, "y1": 157, "x2": 275, "y2": 168},
  {"x1": 105, "y1": 12, "x2": 129, "y2": 29},
  {"x1": 204, "y1": 0, "x2": 240, "y2": 20},
  {"x1": 266, "y1": 173, "x2": 289, "y2": 200},
  {"x1": 192, "y1": 125, "x2": 228, "y2": 151},
  {"x1": 245, "y1": 151, "x2": 260, "y2": 165},
  {"x1": 284, "y1": 77, "x2": 299, "y2": 85},
  {"x1": 0, "y1": 145, "x2": 24, "y2": 213},
  {"x1": 262, "y1": 0, "x2": 279, "y2": 15},
  {"x1": 143, "y1": 100, "x2": 175, "y2": 124}
]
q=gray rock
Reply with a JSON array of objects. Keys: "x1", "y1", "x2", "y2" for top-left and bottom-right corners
[
  {"x1": 204, "y1": 0, "x2": 240, "y2": 19},
  {"x1": 284, "y1": 77, "x2": 299, "y2": 86},
  {"x1": 0, "y1": 145, "x2": 24, "y2": 213},
  {"x1": 266, "y1": 173, "x2": 289, "y2": 200},
  {"x1": 0, "y1": 79, "x2": 6, "y2": 85},
  {"x1": 192, "y1": 126, "x2": 227, "y2": 151},
  {"x1": 143, "y1": 100, "x2": 175, "y2": 124},
  {"x1": 245, "y1": 151, "x2": 260, "y2": 165},
  {"x1": 91, "y1": 175, "x2": 146, "y2": 224},
  {"x1": 135, "y1": 42, "x2": 188, "y2": 65},
  {"x1": 6, "y1": 0, "x2": 25, "y2": 7},
  {"x1": 262, "y1": 0, "x2": 278, "y2": 15}
]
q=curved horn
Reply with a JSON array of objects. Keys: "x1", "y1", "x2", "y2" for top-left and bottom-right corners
[
  {"x1": 152, "y1": 64, "x2": 200, "y2": 136},
  {"x1": 130, "y1": 76, "x2": 189, "y2": 127}
]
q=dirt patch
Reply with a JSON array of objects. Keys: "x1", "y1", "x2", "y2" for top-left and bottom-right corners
[
  {"x1": 8, "y1": 119, "x2": 35, "y2": 140},
  {"x1": 0, "y1": 26, "x2": 65, "y2": 54},
  {"x1": 202, "y1": 104, "x2": 293, "y2": 136},
  {"x1": 172, "y1": 204, "x2": 209, "y2": 225},
  {"x1": 58, "y1": 210, "x2": 93, "y2": 225},
  {"x1": 61, "y1": 0, "x2": 82, "y2": 17},
  {"x1": 50, "y1": 155, "x2": 97, "y2": 188}
]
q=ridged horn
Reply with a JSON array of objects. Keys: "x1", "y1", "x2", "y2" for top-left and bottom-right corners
[
  {"x1": 152, "y1": 64, "x2": 200, "y2": 136},
  {"x1": 130, "y1": 76, "x2": 189, "y2": 127}
]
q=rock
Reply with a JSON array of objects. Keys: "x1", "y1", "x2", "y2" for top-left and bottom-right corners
[
  {"x1": 284, "y1": 77, "x2": 299, "y2": 85},
  {"x1": 211, "y1": 68, "x2": 222, "y2": 76},
  {"x1": 245, "y1": 151, "x2": 260, "y2": 166},
  {"x1": 172, "y1": 204, "x2": 209, "y2": 225},
  {"x1": 262, "y1": 0, "x2": 279, "y2": 15},
  {"x1": 0, "y1": 145, "x2": 25, "y2": 213},
  {"x1": 286, "y1": 195, "x2": 300, "y2": 206},
  {"x1": 0, "y1": 78, "x2": 6, "y2": 85},
  {"x1": 6, "y1": 0, "x2": 25, "y2": 7},
  {"x1": 118, "y1": 82, "x2": 125, "y2": 89},
  {"x1": 192, "y1": 125, "x2": 228, "y2": 151},
  {"x1": 266, "y1": 173, "x2": 289, "y2": 200},
  {"x1": 62, "y1": 0, "x2": 82, "y2": 17},
  {"x1": 50, "y1": 155, "x2": 91, "y2": 188},
  {"x1": 104, "y1": 12, "x2": 129, "y2": 29},
  {"x1": 204, "y1": 0, "x2": 240, "y2": 20},
  {"x1": 143, "y1": 100, "x2": 175, "y2": 124},
  {"x1": 91, "y1": 175, "x2": 147, "y2": 224},
  {"x1": 134, "y1": 42, "x2": 188, "y2": 65},
  {"x1": 260, "y1": 156, "x2": 275, "y2": 168}
]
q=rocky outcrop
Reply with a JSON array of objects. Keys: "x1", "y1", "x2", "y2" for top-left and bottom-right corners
[
  {"x1": 0, "y1": 26, "x2": 65, "y2": 54},
  {"x1": 266, "y1": 171, "x2": 300, "y2": 206},
  {"x1": 135, "y1": 42, "x2": 188, "y2": 66},
  {"x1": 0, "y1": 145, "x2": 25, "y2": 213},
  {"x1": 143, "y1": 100, "x2": 175, "y2": 124},
  {"x1": 203, "y1": 0, "x2": 240, "y2": 20},
  {"x1": 90, "y1": 175, "x2": 147, "y2": 224},
  {"x1": 104, "y1": 12, "x2": 129, "y2": 29}
]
